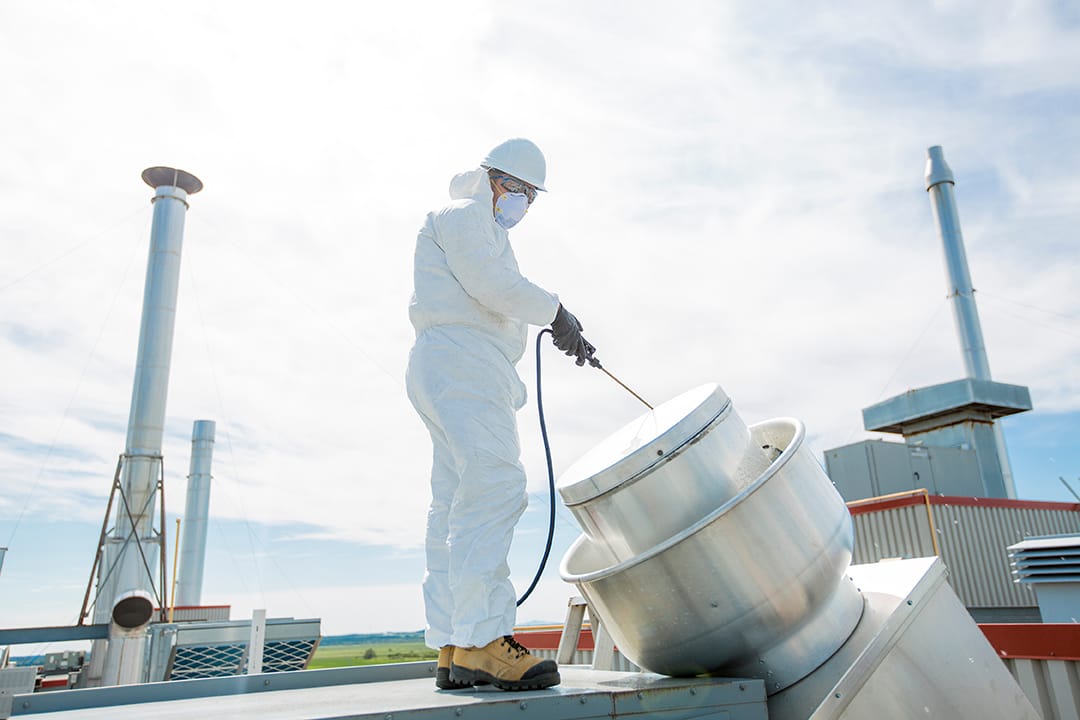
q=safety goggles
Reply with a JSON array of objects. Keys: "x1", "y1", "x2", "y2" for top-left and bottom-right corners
[{"x1": 492, "y1": 174, "x2": 538, "y2": 203}]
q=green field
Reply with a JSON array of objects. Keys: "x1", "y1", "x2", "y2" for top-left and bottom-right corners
[{"x1": 309, "y1": 641, "x2": 437, "y2": 669}]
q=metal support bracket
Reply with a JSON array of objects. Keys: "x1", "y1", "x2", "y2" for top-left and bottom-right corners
[{"x1": 78, "y1": 454, "x2": 169, "y2": 626}]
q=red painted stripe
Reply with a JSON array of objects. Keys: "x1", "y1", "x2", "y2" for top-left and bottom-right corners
[
  {"x1": 848, "y1": 495, "x2": 1080, "y2": 516},
  {"x1": 931, "y1": 496, "x2": 1080, "y2": 512},
  {"x1": 515, "y1": 627, "x2": 595, "y2": 651},
  {"x1": 980, "y1": 624, "x2": 1080, "y2": 661},
  {"x1": 172, "y1": 605, "x2": 231, "y2": 610},
  {"x1": 39, "y1": 677, "x2": 69, "y2": 689},
  {"x1": 520, "y1": 624, "x2": 1080, "y2": 662},
  {"x1": 157, "y1": 605, "x2": 231, "y2": 610},
  {"x1": 152, "y1": 605, "x2": 232, "y2": 613},
  {"x1": 847, "y1": 494, "x2": 925, "y2": 515}
]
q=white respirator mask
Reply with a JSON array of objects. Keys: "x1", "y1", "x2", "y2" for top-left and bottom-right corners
[{"x1": 493, "y1": 192, "x2": 529, "y2": 229}]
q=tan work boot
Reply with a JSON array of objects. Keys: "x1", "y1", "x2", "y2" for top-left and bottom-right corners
[
  {"x1": 435, "y1": 646, "x2": 472, "y2": 690},
  {"x1": 450, "y1": 636, "x2": 560, "y2": 691}
]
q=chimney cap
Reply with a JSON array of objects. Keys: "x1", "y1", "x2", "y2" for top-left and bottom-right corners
[
  {"x1": 924, "y1": 146, "x2": 954, "y2": 191},
  {"x1": 141, "y1": 167, "x2": 203, "y2": 194}
]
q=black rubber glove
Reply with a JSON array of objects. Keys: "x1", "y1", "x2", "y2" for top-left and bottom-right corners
[{"x1": 551, "y1": 304, "x2": 593, "y2": 367}]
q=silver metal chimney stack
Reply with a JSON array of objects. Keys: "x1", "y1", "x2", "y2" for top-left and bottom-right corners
[
  {"x1": 92, "y1": 167, "x2": 202, "y2": 687},
  {"x1": 176, "y1": 420, "x2": 216, "y2": 607},
  {"x1": 924, "y1": 146, "x2": 1016, "y2": 497},
  {"x1": 847, "y1": 148, "x2": 1031, "y2": 501},
  {"x1": 925, "y1": 146, "x2": 993, "y2": 381}
]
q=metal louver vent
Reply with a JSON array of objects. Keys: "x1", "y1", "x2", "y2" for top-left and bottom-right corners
[{"x1": 1008, "y1": 534, "x2": 1080, "y2": 623}]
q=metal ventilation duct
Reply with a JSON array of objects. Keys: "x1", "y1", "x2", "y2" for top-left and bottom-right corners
[
  {"x1": 560, "y1": 385, "x2": 862, "y2": 690},
  {"x1": 560, "y1": 383, "x2": 1039, "y2": 717}
]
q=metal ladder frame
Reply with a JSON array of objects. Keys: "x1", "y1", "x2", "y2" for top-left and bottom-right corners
[{"x1": 557, "y1": 596, "x2": 619, "y2": 670}]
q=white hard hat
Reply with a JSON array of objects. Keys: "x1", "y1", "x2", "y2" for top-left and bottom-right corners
[{"x1": 481, "y1": 138, "x2": 547, "y2": 192}]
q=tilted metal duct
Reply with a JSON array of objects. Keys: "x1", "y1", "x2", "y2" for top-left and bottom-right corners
[
  {"x1": 559, "y1": 383, "x2": 1039, "y2": 716},
  {"x1": 111, "y1": 590, "x2": 156, "y2": 630},
  {"x1": 559, "y1": 385, "x2": 862, "y2": 691}
]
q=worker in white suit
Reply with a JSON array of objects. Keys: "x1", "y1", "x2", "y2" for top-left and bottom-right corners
[{"x1": 406, "y1": 138, "x2": 591, "y2": 691}]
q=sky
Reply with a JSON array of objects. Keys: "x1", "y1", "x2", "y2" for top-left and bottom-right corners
[{"x1": 1, "y1": 1, "x2": 1078, "y2": 652}]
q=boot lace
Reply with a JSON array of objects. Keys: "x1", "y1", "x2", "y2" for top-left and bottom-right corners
[{"x1": 502, "y1": 635, "x2": 531, "y2": 658}]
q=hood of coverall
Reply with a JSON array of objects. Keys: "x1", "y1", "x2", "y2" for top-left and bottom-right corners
[{"x1": 449, "y1": 168, "x2": 496, "y2": 205}]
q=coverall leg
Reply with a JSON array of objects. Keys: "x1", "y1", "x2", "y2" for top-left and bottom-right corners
[{"x1": 407, "y1": 330, "x2": 528, "y2": 650}]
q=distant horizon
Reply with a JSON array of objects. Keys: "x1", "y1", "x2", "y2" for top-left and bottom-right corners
[{"x1": 4, "y1": 623, "x2": 569, "y2": 665}]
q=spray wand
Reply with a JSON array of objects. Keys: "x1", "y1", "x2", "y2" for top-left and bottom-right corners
[{"x1": 582, "y1": 341, "x2": 653, "y2": 410}]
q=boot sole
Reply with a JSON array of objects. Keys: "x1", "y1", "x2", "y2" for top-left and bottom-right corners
[
  {"x1": 436, "y1": 668, "x2": 473, "y2": 690},
  {"x1": 451, "y1": 665, "x2": 561, "y2": 691}
]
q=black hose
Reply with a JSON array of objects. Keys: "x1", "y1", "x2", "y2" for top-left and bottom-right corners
[{"x1": 516, "y1": 329, "x2": 557, "y2": 607}]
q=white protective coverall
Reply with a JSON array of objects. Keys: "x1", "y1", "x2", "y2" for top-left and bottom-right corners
[{"x1": 406, "y1": 168, "x2": 560, "y2": 650}]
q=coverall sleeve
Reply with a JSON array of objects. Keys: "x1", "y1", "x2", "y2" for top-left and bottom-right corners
[{"x1": 437, "y1": 204, "x2": 560, "y2": 326}]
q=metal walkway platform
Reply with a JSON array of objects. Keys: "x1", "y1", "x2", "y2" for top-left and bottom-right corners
[{"x1": 9, "y1": 664, "x2": 767, "y2": 719}]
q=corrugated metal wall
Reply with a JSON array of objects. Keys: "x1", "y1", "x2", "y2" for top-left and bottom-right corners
[
  {"x1": 851, "y1": 497, "x2": 1080, "y2": 608},
  {"x1": 1003, "y1": 658, "x2": 1080, "y2": 720},
  {"x1": 852, "y1": 503, "x2": 936, "y2": 563}
]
